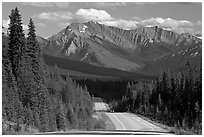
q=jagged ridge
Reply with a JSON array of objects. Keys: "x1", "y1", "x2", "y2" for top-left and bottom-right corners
[{"x1": 39, "y1": 21, "x2": 201, "y2": 73}]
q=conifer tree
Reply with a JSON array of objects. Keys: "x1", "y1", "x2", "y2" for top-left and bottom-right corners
[
  {"x1": 8, "y1": 7, "x2": 26, "y2": 79},
  {"x1": 25, "y1": 17, "x2": 57, "y2": 132},
  {"x1": 3, "y1": 8, "x2": 26, "y2": 124},
  {"x1": 26, "y1": 18, "x2": 43, "y2": 78},
  {"x1": 26, "y1": 18, "x2": 37, "y2": 58}
]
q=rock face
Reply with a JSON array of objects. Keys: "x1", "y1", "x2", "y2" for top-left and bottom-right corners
[
  {"x1": 36, "y1": 36, "x2": 48, "y2": 50},
  {"x1": 40, "y1": 21, "x2": 202, "y2": 73}
]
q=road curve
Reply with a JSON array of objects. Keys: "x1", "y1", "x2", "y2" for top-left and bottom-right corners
[
  {"x1": 106, "y1": 112, "x2": 167, "y2": 132},
  {"x1": 93, "y1": 101, "x2": 167, "y2": 132},
  {"x1": 94, "y1": 102, "x2": 110, "y2": 112}
]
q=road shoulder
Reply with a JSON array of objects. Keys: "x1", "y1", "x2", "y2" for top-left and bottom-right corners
[{"x1": 97, "y1": 112, "x2": 116, "y2": 130}]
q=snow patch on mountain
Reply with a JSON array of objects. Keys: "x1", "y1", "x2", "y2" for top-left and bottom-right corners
[
  {"x1": 79, "y1": 25, "x2": 88, "y2": 33},
  {"x1": 190, "y1": 51, "x2": 200, "y2": 57},
  {"x1": 196, "y1": 36, "x2": 202, "y2": 40},
  {"x1": 149, "y1": 39, "x2": 153, "y2": 43},
  {"x1": 81, "y1": 53, "x2": 89, "y2": 61},
  {"x1": 56, "y1": 40, "x2": 60, "y2": 46},
  {"x1": 65, "y1": 41, "x2": 77, "y2": 55}
]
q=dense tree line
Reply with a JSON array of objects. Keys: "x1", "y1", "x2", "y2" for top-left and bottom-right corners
[
  {"x1": 75, "y1": 79, "x2": 128, "y2": 101},
  {"x1": 2, "y1": 7, "x2": 97, "y2": 133},
  {"x1": 112, "y1": 59, "x2": 202, "y2": 134}
]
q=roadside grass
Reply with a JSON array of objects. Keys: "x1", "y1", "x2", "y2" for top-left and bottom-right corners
[
  {"x1": 92, "y1": 114, "x2": 106, "y2": 130},
  {"x1": 2, "y1": 129, "x2": 38, "y2": 135},
  {"x1": 2, "y1": 120, "x2": 39, "y2": 135},
  {"x1": 3, "y1": 111, "x2": 115, "y2": 134},
  {"x1": 135, "y1": 114, "x2": 197, "y2": 135},
  {"x1": 93, "y1": 112, "x2": 116, "y2": 130},
  {"x1": 100, "y1": 112, "x2": 116, "y2": 130}
]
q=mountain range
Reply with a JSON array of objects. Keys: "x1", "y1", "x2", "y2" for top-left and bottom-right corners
[
  {"x1": 3, "y1": 21, "x2": 201, "y2": 79},
  {"x1": 37, "y1": 21, "x2": 201, "y2": 77}
]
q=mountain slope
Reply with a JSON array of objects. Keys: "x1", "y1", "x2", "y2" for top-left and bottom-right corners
[
  {"x1": 43, "y1": 54, "x2": 155, "y2": 80},
  {"x1": 39, "y1": 21, "x2": 201, "y2": 74},
  {"x1": 142, "y1": 41, "x2": 202, "y2": 74}
]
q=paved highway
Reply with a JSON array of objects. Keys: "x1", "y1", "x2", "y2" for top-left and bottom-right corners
[
  {"x1": 94, "y1": 102, "x2": 110, "y2": 112},
  {"x1": 35, "y1": 101, "x2": 170, "y2": 135},
  {"x1": 94, "y1": 102, "x2": 168, "y2": 133},
  {"x1": 106, "y1": 113, "x2": 167, "y2": 132}
]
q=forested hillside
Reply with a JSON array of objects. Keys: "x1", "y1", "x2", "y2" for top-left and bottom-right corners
[
  {"x1": 2, "y1": 6, "x2": 202, "y2": 135},
  {"x1": 2, "y1": 7, "x2": 101, "y2": 134},
  {"x1": 110, "y1": 60, "x2": 202, "y2": 134}
]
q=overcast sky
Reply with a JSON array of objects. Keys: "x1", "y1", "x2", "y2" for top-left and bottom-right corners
[{"x1": 2, "y1": 2, "x2": 202, "y2": 38}]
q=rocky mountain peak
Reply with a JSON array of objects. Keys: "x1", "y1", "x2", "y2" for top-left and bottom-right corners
[{"x1": 39, "y1": 21, "x2": 201, "y2": 73}]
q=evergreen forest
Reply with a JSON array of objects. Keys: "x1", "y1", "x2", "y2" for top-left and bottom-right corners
[
  {"x1": 2, "y1": 7, "x2": 102, "y2": 134},
  {"x1": 2, "y1": 7, "x2": 202, "y2": 135},
  {"x1": 109, "y1": 61, "x2": 202, "y2": 134}
]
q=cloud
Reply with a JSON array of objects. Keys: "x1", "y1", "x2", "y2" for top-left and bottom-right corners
[
  {"x1": 139, "y1": 17, "x2": 196, "y2": 34},
  {"x1": 34, "y1": 9, "x2": 140, "y2": 30},
  {"x1": 99, "y1": 19, "x2": 139, "y2": 30},
  {"x1": 2, "y1": 19, "x2": 28, "y2": 30},
  {"x1": 35, "y1": 9, "x2": 114, "y2": 23},
  {"x1": 75, "y1": 8, "x2": 139, "y2": 29},
  {"x1": 173, "y1": 27, "x2": 195, "y2": 34},
  {"x1": 22, "y1": 2, "x2": 69, "y2": 8},
  {"x1": 75, "y1": 8, "x2": 114, "y2": 21},
  {"x1": 132, "y1": 17, "x2": 142, "y2": 21},
  {"x1": 35, "y1": 9, "x2": 114, "y2": 22},
  {"x1": 34, "y1": 11, "x2": 74, "y2": 21},
  {"x1": 23, "y1": 25, "x2": 29, "y2": 30},
  {"x1": 140, "y1": 17, "x2": 193, "y2": 29},
  {"x1": 2, "y1": 19, "x2": 10, "y2": 28},
  {"x1": 34, "y1": 8, "x2": 198, "y2": 34}
]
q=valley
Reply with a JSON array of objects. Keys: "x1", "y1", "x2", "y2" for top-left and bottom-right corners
[{"x1": 2, "y1": 3, "x2": 202, "y2": 135}]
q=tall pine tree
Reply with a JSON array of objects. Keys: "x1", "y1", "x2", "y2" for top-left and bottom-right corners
[
  {"x1": 26, "y1": 18, "x2": 39, "y2": 58},
  {"x1": 26, "y1": 18, "x2": 57, "y2": 132},
  {"x1": 2, "y1": 36, "x2": 24, "y2": 124},
  {"x1": 26, "y1": 18, "x2": 42, "y2": 77},
  {"x1": 8, "y1": 7, "x2": 26, "y2": 79}
]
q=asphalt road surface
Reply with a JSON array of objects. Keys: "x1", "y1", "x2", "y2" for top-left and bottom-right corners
[
  {"x1": 94, "y1": 102, "x2": 110, "y2": 112},
  {"x1": 94, "y1": 102, "x2": 168, "y2": 132},
  {"x1": 36, "y1": 102, "x2": 170, "y2": 135},
  {"x1": 106, "y1": 113, "x2": 167, "y2": 132}
]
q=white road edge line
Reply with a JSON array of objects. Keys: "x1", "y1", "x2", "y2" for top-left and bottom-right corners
[
  {"x1": 137, "y1": 117, "x2": 155, "y2": 131},
  {"x1": 130, "y1": 113, "x2": 155, "y2": 131},
  {"x1": 111, "y1": 114, "x2": 126, "y2": 130}
]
